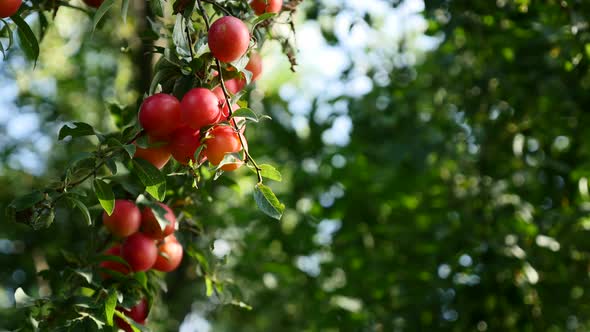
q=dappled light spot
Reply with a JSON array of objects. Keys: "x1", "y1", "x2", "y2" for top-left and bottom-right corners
[
  {"x1": 553, "y1": 136, "x2": 570, "y2": 151},
  {"x1": 212, "y1": 239, "x2": 231, "y2": 258},
  {"x1": 330, "y1": 295, "x2": 362, "y2": 313},
  {"x1": 535, "y1": 235, "x2": 560, "y2": 252},
  {"x1": 179, "y1": 312, "x2": 211, "y2": 332},
  {"x1": 458, "y1": 254, "x2": 472, "y2": 267},
  {"x1": 438, "y1": 264, "x2": 451, "y2": 279},
  {"x1": 322, "y1": 268, "x2": 346, "y2": 292},
  {"x1": 295, "y1": 254, "x2": 321, "y2": 277},
  {"x1": 442, "y1": 309, "x2": 458, "y2": 321},
  {"x1": 263, "y1": 273, "x2": 278, "y2": 290},
  {"x1": 453, "y1": 273, "x2": 480, "y2": 286},
  {"x1": 314, "y1": 219, "x2": 342, "y2": 246}
]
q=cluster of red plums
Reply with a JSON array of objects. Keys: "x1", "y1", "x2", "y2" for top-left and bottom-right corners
[
  {"x1": 135, "y1": 47, "x2": 262, "y2": 171},
  {"x1": 136, "y1": 88, "x2": 239, "y2": 171},
  {"x1": 132, "y1": 0, "x2": 272, "y2": 172},
  {"x1": 99, "y1": 199, "x2": 182, "y2": 330}
]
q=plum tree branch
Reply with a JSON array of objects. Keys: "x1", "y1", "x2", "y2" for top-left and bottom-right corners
[
  {"x1": 195, "y1": 0, "x2": 264, "y2": 184},
  {"x1": 201, "y1": 0, "x2": 233, "y2": 17},
  {"x1": 185, "y1": 19, "x2": 194, "y2": 61},
  {"x1": 57, "y1": 130, "x2": 145, "y2": 192}
]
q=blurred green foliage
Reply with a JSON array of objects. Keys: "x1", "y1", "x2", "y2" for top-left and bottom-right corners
[{"x1": 3, "y1": 0, "x2": 590, "y2": 331}]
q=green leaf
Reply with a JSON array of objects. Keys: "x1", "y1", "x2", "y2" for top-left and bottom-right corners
[
  {"x1": 134, "y1": 272, "x2": 148, "y2": 290},
  {"x1": 93, "y1": 179, "x2": 115, "y2": 216},
  {"x1": 7, "y1": 192, "x2": 56, "y2": 230},
  {"x1": 7, "y1": 191, "x2": 45, "y2": 211},
  {"x1": 26, "y1": 207, "x2": 54, "y2": 229},
  {"x1": 72, "y1": 295, "x2": 94, "y2": 308},
  {"x1": 4, "y1": 19, "x2": 14, "y2": 49},
  {"x1": 230, "y1": 54, "x2": 249, "y2": 72},
  {"x1": 152, "y1": 204, "x2": 170, "y2": 231},
  {"x1": 105, "y1": 291, "x2": 117, "y2": 326},
  {"x1": 108, "y1": 103, "x2": 137, "y2": 129},
  {"x1": 113, "y1": 311, "x2": 143, "y2": 332},
  {"x1": 215, "y1": 152, "x2": 243, "y2": 171},
  {"x1": 65, "y1": 152, "x2": 95, "y2": 170},
  {"x1": 79, "y1": 312, "x2": 106, "y2": 329},
  {"x1": 145, "y1": 16, "x2": 162, "y2": 40},
  {"x1": 131, "y1": 159, "x2": 167, "y2": 201},
  {"x1": 205, "y1": 276, "x2": 213, "y2": 297},
  {"x1": 149, "y1": 67, "x2": 180, "y2": 95},
  {"x1": 150, "y1": 0, "x2": 164, "y2": 17},
  {"x1": 111, "y1": 139, "x2": 132, "y2": 155},
  {"x1": 67, "y1": 196, "x2": 92, "y2": 226},
  {"x1": 95, "y1": 254, "x2": 130, "y2": 267},
  {"x1": 173, "y1": 75, "x2": 196, "y2": 100},
  {"x1": 135, "y1": 135, "x2": 150, "y2": 148},
  {"x1": 231, "y1": 300, "x2": 253, "y2": 310},
  {"x1": 0, "y1": 38, "x2": 5, "y2": 59},
  {"x1": 172, "y1": 14, "x2": 192, "y2": 59},
  {"x1": 253, "y1": 183, "x2": 284, "y2": 220},
  {"x1": 191, "y1": 251, "x2": 210, "y2": 272},
  {"x1": 62, "y1": 250, "x2": 81, "y2": 264},
  {"x1": 58, "y1": 122, "x2": 96, "y2": 140},
  {"x1": 252, "y1": 12, "x2": 277, "y2": 27},
  {"x1": 0, "y1": 18, "x2": 14, "y2": 58},
  {"x1": 180, "y1": 0, "x2": 196, "y2": 19},
  {"x1": 71, "y1": 268, "x2": 93, "y2": 284},
  {"x1": 194, "y1": 35, "x2": 210, "y2": 58},
  {"x1": 106, "y1": 137, "x2": 123, "y2": 148},
  {"x1": 230, "y1": 89, "x2": 247, "y2": 106},
  {"x1": 258, "y1": 164, "x2": 282, "y2": 182},
  {"x1": 105, "y1": 159, "x2": 118, "y2": 175},
  {"x1": 118, "y1": 175, "x2": 145, "y2": 197},
  {"x1": 123, "y1": 144, "x2": 136, "y2": 158},
  {"x1": 213, "y1": 168, "x2": 224, "y2": 181},
  {"x1": 136, "y1": 195, "x2": 170, "y2": 231},
  {"x1": 193, "y1": 144, "x2": 205, "y2": 166},
  {"x1": 232, "y1": 108, "x2": 259, "y2": 122},
  {"x1": 242, "y1": 68, "x2": 254, "y2": 85},
  {"x1": 11, "y1": 15, "x2": 39, "y2": 64},
  {"x1": 38, "y1": 9, "x2": 49, "y2": 41},
  {"x1": 121, "y1": 0, "x2": 129, "y2": 23},
  {"x1": 92, "y1": 0, "x2": 116, "y2": 32}
]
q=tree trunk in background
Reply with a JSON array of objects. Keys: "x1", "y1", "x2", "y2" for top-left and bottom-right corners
[{"x1": 134, "y1": 0, "x2": 152, "y2": 94}]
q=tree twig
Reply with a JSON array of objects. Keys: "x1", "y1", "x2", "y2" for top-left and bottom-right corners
[
  {"x1": 185, "y1": 19, "x2": 194, "y2": 61},
  {"x1": 201, "y1": 0, "x2": 233, "y2": 17},
  {"x1": 57, "y1": 130, "x2": 144, "y2": 192}
]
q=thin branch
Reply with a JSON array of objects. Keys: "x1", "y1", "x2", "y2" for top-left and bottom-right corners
[
  {"x1": 196, "y1": 0, "x2": 264, "y2": 184},
  {"x1": 201, "y1": 0, "x2": 233, "y2": 17},
  {"x1": 196, "y1": 0, "x2": 212, "y2": 29},
  {"x1": 57, "y1": 130, "x2": 144, "y2": 192},
  {"x1": 185, "y1": 20, "x2": 194, "y2": 61},
  {"x1": 59, "y1": 160, "x2": 107, "y2": 192},
  {"x1": 126, "y1": 129, "x2": 145, "y2": 145}
]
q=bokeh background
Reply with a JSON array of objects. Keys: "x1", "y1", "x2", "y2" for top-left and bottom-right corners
[{"x1": 3, "y1": 0, "x2": 590, "y2": 331}]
